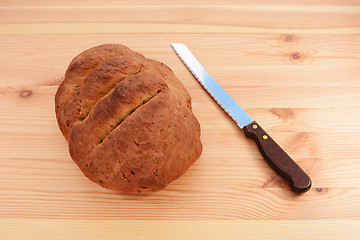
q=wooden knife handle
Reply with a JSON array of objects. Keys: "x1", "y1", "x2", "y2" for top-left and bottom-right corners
[{"x1": 243, "y1": 121, "x2": 311, "y2": 193}]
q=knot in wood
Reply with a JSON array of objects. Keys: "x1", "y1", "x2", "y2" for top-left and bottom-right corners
[
  {"x1": 285, "y1": 34, "x2": 295, "y2": 42},
  {"x1": 19, "y1": 89, "x2": 33, "y2": 98},
  {"x1": 290, "y1": 52, "x2": 302, "y2": 61}
]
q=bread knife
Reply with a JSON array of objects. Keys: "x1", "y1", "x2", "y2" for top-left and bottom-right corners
[{"x1": 171, "y1": 43, "x2": 311, "y2": 193}]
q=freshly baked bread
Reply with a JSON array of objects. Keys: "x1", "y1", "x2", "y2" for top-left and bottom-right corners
[{"x1": 55, "y1": 44, "x2": 202, "y2": 192}]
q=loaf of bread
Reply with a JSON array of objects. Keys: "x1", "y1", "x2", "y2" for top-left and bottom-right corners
[{"x1": 55, "y1": 44, "x2": 202, "y2": 192}]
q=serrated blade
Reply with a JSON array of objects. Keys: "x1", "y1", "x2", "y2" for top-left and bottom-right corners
[{"x1": 171, "y1": 43, "x2": 253, "y2": 128}]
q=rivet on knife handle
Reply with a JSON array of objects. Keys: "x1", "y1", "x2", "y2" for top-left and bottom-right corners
[{"x1": 244, "y1": 121, "x2": 311, "y2": 193}]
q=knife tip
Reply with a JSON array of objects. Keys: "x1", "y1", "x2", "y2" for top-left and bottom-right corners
[{"x1": 170, "y1": 43, "x2": 185, "y2": 48}]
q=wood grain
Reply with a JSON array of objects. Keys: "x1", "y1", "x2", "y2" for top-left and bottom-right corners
[
  {"x1": 0, "y1": 0, "x2": 360, "y2": 34},
  {"x1": 1, "y1": 34, "x2": 360, "y2": 86},
  {"x1": 1, "y1": 219, "x2": 360, "y2": 240},
  {"x1": 0, "y1": 0, "x2": 360, "y2": 238}
]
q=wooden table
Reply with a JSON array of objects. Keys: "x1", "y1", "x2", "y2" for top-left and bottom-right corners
[{"x1": 1, "y1": 1, "x2": 360, "y2": 239}]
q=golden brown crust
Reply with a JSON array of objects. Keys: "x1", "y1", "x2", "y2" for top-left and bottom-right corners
[{"x1": 55, "y1": 44, "x2": 202, "y2": 192}]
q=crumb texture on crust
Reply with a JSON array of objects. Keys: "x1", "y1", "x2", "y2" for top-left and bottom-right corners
[{"x1": 55, "y1": 44, "x2": 202, "y2": 193}]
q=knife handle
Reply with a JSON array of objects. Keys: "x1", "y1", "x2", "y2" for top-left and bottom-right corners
[{"x1": 243, "y1": 121, "x2": 311, "y2": 193}]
